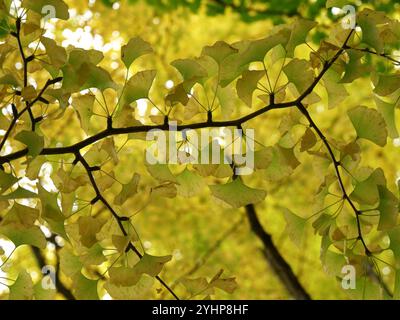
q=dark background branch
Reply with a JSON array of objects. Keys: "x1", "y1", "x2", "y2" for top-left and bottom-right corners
[{"x1": 245, "y1": 204, "x2": 311, "y2": 300}]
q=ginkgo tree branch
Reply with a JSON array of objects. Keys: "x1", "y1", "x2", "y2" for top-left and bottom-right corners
[
  {"x1": 13, "y1": 17, "x2": 35, "y2": 131},
  {"x1": 296, "y1": 101, "x2": 370, "y2": 255},
  {"x1": 0, "y1": 29, "x2": 355, "y2": 165},
  {"x1": 296, "y1": 101, "x2": 394, "y2": 295},
  {"x1": 344, "y1": 45, "x2": 400, "y2": 66},
  {"x1": 0, "y1": 101, "x2": 293, "y2": 165},
  {"x1": 31, "y1": 245, "x2": 76, "y2": 300},
  {"x1": 245, "y1": 204, "x2": 311, "y2": 300},
  {"x1": 74, "y1": 151, "x2": 180, "y2": 300},
  {"x1": 0, "y1": 76, "x2": 63, "y2": 154}
]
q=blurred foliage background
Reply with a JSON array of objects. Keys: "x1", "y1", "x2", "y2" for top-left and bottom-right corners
[{"x1": 1, "y1": 0, "x2": 400, "y2": 300}]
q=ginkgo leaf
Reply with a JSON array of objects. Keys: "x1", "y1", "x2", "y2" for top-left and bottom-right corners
[
  {"x1": 15, "y1": 130, "x2": 44, "y2": 157},
  {"x1": 72, "y1": 94, "x2": 95, "y2": 134},
  {"x1": 151, "y1": 182, "x2": 177, "y2": 198},
  {"x1": 37, "y1": 183, "x2": 66, "y2": 238},
  {"x1": 9, "y1": 270, "x2": 34, "y2": 300},
  {"x1": 209, "y1": 269, "x2": 238, "y2": 294},
  {"x1": 286, "y1": 19, "x2": 317, "y2": 57},
  {"x1": 108, "y1": 266, "x2": 142, "y2": 286},
  {"x1": 340, "y1": 49, "x2": 370, "y2": 83},
  {"x1": 134, "y1": 253, "x2": 172, "y2": 278},
  {"x1": 80, "y1": 63, "x2": 116, "y2": 91},
  {"x1": 121, "y1": 37, "x2": 153, "y2": 69},
  {"x1": 41, "y1": 37, "x2": 67, "y2": 68},
  {"x1": 78, "y1": 216, "x2": 107, "y2": 248},
  {"x1": 217, "y1": 84, "x2": 235, "y2": 120},
  {"x1": 146, "y1": 163, "x2": 177, "y2": 183},
  {"x1": 59, "y1": 247, "x2": 82, "y2": 278},
  {"x1": 165, "y1": 80, "x2": 195, "y2": 106},
  {"x1": 358, "y1": 9, "x2": 389, "y2": 53},
  {"x1": 377, "y1": 185, "x2": 399, "y2": 231},
  {"x1": 121, "y1": 70, "x2": 156, "y2": 105},
  {"x1": 283, "y1": 59, "x2": 314, "y2": 94},
  {"x1": 300, "y1": 128, "x2": 317, "y2": 152},
  {"x1": 312, "y1": 213, "x2": 333, "y2": 236},
  {"x1": 25, "y1": 157, "x2": 46, "y2": 180},
  {"x1": 171, "y1": 58, "x2": 207, "y2": 82},
  {"x1": 236, "y1": 70, "x2": 264, "y2": 107},
  {"x1": 22, "y1": 0, "x2": 69, "y2": 20},
  {"x1": 347, "y1": 106, "x2": 388, "y2": 147},
  {"x1": 0, "y1": 170, "x2": 18, "y2": 193},
  {"x1": 283, "y1": 208, "x2": 306, "y2": 247},
  {"x1": 0, "y1": 224, "x2": 46, "y2": 248},
  {"x1": 53, "y1": 167, "x2": 88, "y2": 193},
  {"x1": 0, "y1": 187, "x2": 38, "y2": 200},
  {"x1": 254, "y1": 147, "x2": 273, "y2": 170},
  {"x1": 202, "y1": 41, "x2": 238, "y2": 65},
  {"x1": 373, "y1": 74, "x2": 400, "y2": 96},
  {"x1": 1, "y1": 203, "x2": 39, "y2": 226},
  {"x1": 72, "y1": 273, "x2": 99, "y2": 300},
  {"x1": 114, "y1": 173, "x2": 140, "y2": 205},
  {"x1": 112, "y1": 234, "x2": 137, "y2": 252},
  {"x1": 264, "y1": 145, "x2": 300, "y2": 181},
  {"x1": 176, "y1": 168, "x2": 204, "y2": 197},
  {"x1": 79, "y1": 243, "x2": 106, "y2": 267},
  {"x1": 209, "y1": 178, "x2": 266, "y2": 208},
  {"x1": 323, "y1": 70, "x2": 348, "y2": 109},
  {"x1": 104, "y1": 274, "x2": 153, "y2": 300},
  {"x1": 181, "y1": 277, "x2": 211, "y2": 296},
  {"x1": 374, "y1": 96, "x2": 399, "y2": 139},
  {"x1": 350, "y1": 168, "x2": 386, "y2": 205}
]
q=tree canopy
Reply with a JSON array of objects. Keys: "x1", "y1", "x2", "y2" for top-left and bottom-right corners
[{"x1": 0, "y1": 0, "x2": 399, "y2": 300}]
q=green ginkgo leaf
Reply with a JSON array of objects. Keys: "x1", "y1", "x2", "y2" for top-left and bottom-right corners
[
  {"x1": 0, "y1": 224, "x2": 46, "y2": 249},
  {"x1": 236, "y1": 70, "x2": 264, "y2": 108},
  {"x1": 348, "y1": 106, "x2": 388, "y2": 147},
  {"x1": 377, "y1": 185, "x2": 399, "y2": 231},
  {"x1": 114, "y1": 173, "x2": 140, "y2": 205},
  {"x1": 41, "y1": 37, "x2": 67, "y2": 68},
  {"x1": 209, "y1": 178, "x2": 266, "y2": 208},
  {"x1": 171, "y1": 58, "x2": 207, "y2": 82},
  {"x1": 0, "y1": 170, "x2": 18, "y2": 193},
  {"x1": 202, "y1": 41, "x2": 238, "y2": 65},
  {"x1": 373, "y1": 74, "x2": 400, "y2": 96},
  {"x1": 121, "y1": 37, "x2": 153, "y2": 69},
  {"x1": 15, "y1": 130, "x2": 44, "y2": 157},
  {"x1": 283, "y1": 59, "x2": 314, "y2": 94},
  {"x1": 350, "y1": 168, "x2": 386, "y2": 205},
  {"x1": 22, "y1": 0, "x2": 69, "y2": 20},
  {"x1": 286, "y1": 18, "x2": 317, "y2": 57},
  {"x1": 374, "y1": 96, "x2": 399, "y2": 139},
  {"x1": 283, "y1": 208, "x2": 306, "y2": 247},
  {"x1": 176, "y1": 168, "x2": 204, "y2": 197},
  {"x1": 121, "y1": 70, "x2": 156, "y2": 105},
  {"x1": 9, "y1": 270, "x2": 34, "y2": 300}
]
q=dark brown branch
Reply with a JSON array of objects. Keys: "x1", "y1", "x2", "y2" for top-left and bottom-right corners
[
  {"x1": 14, "y1": 17, "x2": 35, "y2": 131},
  {"x1": 30, "y1": 246, "x2": 76, "y2": 300},
  {"x1": 345, "y1": 46, "x2": 400, "y2": 66},
  {"x1": 0, "y1": 101, "x2": 293, "y2": 165},
  {"x1": 245, "y1": 204, "x2": 311, "y2": 300},
  {"x1": 75, "y1": 151, "x2": 179, "y2": 300},
  {"x1": 296, "y1": 102, "x2": 370, "y2": 254},
  {"x1": 0, "y1": 77, "x2": 62, "y2": 154}
]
